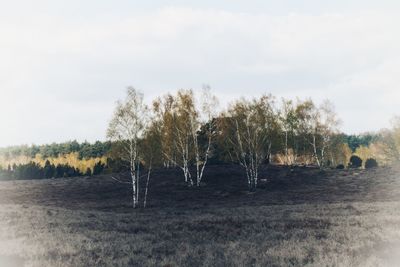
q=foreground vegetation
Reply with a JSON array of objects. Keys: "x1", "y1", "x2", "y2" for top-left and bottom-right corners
[{"x1": 0, "y1": 165, "x2": 399, "y2": 266}]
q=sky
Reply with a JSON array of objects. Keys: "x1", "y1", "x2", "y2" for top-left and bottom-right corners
[{"x1": 1, "y1": 0, "x2": 400, "y2": 147}]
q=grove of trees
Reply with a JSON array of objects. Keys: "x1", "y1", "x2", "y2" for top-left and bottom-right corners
[
  {"x1": 1, "y1": 87, "x2": 400, "y2": 208},
  {"x1": 106, "y1": 87, "x2": 400, "y2": 206}
]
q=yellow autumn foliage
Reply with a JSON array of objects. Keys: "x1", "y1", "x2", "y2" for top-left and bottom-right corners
[
  {"x1": 354, "y1": 142, "x2": 393, "y2": 167},
  {"x1": 0, "y1": 153, "x2": 107, "y2": 174}
]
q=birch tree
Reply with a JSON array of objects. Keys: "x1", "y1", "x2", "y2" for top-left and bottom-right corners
[
  {"x1": 294, "y1": 99, "x2": 316, "y2": 165},
  {"x1": 221, "y1": 95, "x2": 277, "y2": 191},
  {"x1": 193, "y1": 86, "x2": 219, "y2": 186},
  {"x1": 153, "y1": 88, "x2": 218, "y2": 187},
  {"x1": 278, "y1": 99, "x2": 298, "y2": 165},
  {"x1": 308, "y1": 100, "x2": 340, "y2": 168},
  {"x1": 107, "y1": 87, "x2": 149, "y2": 208},
  {"x1": 165, "y1": 90, "x2": 196, "y2": 186},
  {"x1": 141, "y1": 120, "x2": 163, "y2": 208},
  {"x1": 152, "y1": 94, "x2": 177, "y2": 168}
]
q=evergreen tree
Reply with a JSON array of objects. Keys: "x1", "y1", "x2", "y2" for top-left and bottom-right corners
[
  {"x1": 93, "y1": 161, "x2": 105, "y2": 175},
  {"x1": 85, "y1": 168, "x2": 92, "y2": 176},
  {"x1": 43, "y1": 160, "x2": 55, "y2": 179}
]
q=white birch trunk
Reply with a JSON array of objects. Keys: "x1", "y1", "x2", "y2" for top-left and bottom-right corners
[{"x1": 130, "y1": 168, "x2": 137, "y2": 209}]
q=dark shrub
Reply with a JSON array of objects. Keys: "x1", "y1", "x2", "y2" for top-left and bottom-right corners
[
  {"x1": 93, "y1": 161, "x2": 105, "y2": 175},
  {"x1": 336, "y1": 164, "x2": 345, "y2": 170},
  {"x1": 85, "y1": 168, "x2": 92, "y2": 176},
  {"x1": 365, "y1": 158, "x2": 378, "y2": 169},
  {"x1": 349, "y1": 155, "x2": 362, "y2": 168}
]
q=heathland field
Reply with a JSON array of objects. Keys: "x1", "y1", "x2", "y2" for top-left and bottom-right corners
[{"x1": 0, "y1": 165, "x2": 399, "y2": 267}]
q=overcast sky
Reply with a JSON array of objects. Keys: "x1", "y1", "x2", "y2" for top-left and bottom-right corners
[{"x1": 1, "y1": 1, "x2": 400, "y2": 147}]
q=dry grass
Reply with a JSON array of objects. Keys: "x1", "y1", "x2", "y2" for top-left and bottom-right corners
[{"x1": 0, "y1": 165, "x2": 399, "y2": 266}]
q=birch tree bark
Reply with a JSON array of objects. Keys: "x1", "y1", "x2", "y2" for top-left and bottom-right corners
[{"x1": 107, "y1": 87, "x2": 149, "y2": 208}]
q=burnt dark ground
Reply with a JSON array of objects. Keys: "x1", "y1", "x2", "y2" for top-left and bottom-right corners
[
  {"x1": 0, "y1": 165, "x2": 398, "y2": 211},
  {"x1": 0, "y1": 165, "x2": 399, "y2": 266}
]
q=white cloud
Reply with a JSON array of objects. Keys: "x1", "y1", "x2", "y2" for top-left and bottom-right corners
[{"x1": 1, "y1": 6, "x2": 400, "y2": 146}]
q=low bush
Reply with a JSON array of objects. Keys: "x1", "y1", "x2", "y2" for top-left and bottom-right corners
[
  {"x1": 365, "y1": 158, "x2": 378, "y2": 169},
  {"x1": 349, "y1": 156, "x2": 362, "y2": 168},
  {"x1": 336, "y1": 164, "x2": 345, "y2": 170}
]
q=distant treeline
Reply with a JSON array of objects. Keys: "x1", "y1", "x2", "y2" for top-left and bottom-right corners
[
  {"x1": 0, "y1": 134, "x2": 378, "y2": 161},
  {"x1": 0, "y1": 134, "x2": 383, "y2": 181},
  {"x1": 0, "y1": 130, "x2": 385, "y2": 182},
  {"x1": 0, "y1": 141, "x2": 111, "y2": 160},
  {"x1": 0, "y1": 158, "x2": 130, "y2": 181}
]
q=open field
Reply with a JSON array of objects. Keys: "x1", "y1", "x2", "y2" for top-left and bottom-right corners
[{"x1": 0, "y1": 165, "x2": 399, "y2": 266}]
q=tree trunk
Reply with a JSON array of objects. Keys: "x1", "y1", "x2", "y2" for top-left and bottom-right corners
[
  {"x1": 131, "y1": 169, "x2": 137, "y2": 209},
  {"x1": 143, "y1": 165, "x2": 152, "y2": 208},
  {"x1": 312, "y1": 135, "x2": 321, "y2": 167}
]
